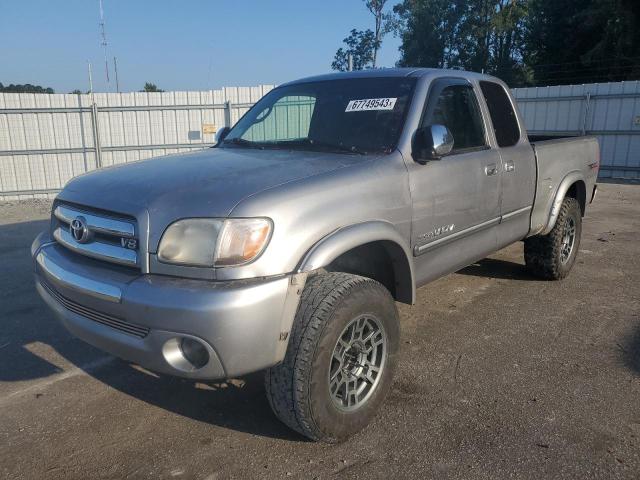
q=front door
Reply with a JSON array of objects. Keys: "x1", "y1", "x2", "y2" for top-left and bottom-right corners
[{"x1": 406, "y1": 78, "x2": 502, "y2": 285}]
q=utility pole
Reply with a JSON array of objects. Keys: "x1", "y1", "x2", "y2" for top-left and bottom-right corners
[
  {"x1": 348, "y1": 53, "x2": 354, "y2": 72},
  {"x1": 113, "y1": 56, "x2": 120, "y2": 93},
  {"x1": 99, "y1": 0, "x2": 110, "y2": 89}
]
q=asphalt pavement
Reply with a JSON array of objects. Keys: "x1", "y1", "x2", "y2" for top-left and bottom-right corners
[{"x1": 0, "y1": 183, "x2": 638, "y2": 479}]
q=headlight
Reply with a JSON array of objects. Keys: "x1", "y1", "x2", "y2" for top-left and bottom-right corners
[{"x1": 158, "y1": 218, "x2": 272, "y2": 267}]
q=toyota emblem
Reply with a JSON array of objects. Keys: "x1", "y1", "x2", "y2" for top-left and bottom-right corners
[{"x1": 70, "y1": 216, "x2": 90, "y2": 243}]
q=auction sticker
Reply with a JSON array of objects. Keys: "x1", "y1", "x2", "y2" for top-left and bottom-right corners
[{"x1": 345, "y1": 97, "x2": 397, "y2": 112}]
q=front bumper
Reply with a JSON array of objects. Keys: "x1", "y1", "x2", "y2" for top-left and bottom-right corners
[{"x1": 32, "y1": 232, "x2": 304, "y2": 380}]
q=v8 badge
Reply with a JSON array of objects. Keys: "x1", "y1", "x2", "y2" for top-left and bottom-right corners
[{"x1": 121, "y1": 237, "x2": 138, "y2": 250}]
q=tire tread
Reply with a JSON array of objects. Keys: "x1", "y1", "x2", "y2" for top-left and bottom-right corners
[
  {"x1": 265, "y1": 272, "x2": 393, "y2": 442},
  {"x1": 524, "y1": 196, "x2": 581, "y2": 280}
]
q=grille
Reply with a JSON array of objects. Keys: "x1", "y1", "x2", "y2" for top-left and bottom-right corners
[
  {"x1": 52, "y1": 203, "x2": 139, "y2": 268},
  {"x1": 42, "y1": 281, "x2": 150, "y2": 338}
]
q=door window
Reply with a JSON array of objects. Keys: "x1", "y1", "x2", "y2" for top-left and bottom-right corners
[
  {"x1": 424, "y1": 84, "x2": 486, "y2": 153},
  {"x1": 479, "y1": 81, "x2": 520, "y2": 147}
]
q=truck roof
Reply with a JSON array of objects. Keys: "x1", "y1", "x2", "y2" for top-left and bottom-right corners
[{"x1": 281, "y1": 68, "x2": 500, "y2": 86}]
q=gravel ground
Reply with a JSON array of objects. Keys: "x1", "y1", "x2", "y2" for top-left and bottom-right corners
[{"x1": 0, "y1": 183, "x2": 638, "y2": 479}]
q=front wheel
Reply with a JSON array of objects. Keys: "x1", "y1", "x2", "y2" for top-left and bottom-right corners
[
  {"x1": 524, "y1": 196, "x2": 582, "y2": 280},
  {"x1": 265, "y1": 272, "x2": 400, "y2": 443}
]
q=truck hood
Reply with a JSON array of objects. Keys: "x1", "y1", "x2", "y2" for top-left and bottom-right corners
[{"x1": 57, "y1": 147, "x2": 368, "y2": 244}]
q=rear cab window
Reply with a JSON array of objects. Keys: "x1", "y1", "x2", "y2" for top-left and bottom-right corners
[{"x1": 479, "y1": 81, "x2": 521, "y2": 147}]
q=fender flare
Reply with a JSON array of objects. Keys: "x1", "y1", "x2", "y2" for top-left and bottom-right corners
[
  {"x1": 297, "y1": 221, "x2": 416, "y2": 304},
  {"x1": 542, "y1": 171, "x2": 586, "y2": 235}
]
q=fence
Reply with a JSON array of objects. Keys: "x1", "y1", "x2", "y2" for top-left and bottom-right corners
[
  {"x1": 513, "y1": 80, "x2": 640, "y2": 180},
  {"x1": 0, "y1": 85, "x2": 274, "y2": 200},
  {"x1": 1, "y1": 80, "x2": 639, "y2": 199}
]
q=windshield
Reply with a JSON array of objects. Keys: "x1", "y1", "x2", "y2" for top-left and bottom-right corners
[{"x1": 223, "y1": 77, "x2": 417, "y2": 154}]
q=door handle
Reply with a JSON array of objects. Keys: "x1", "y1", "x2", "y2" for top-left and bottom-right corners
[
  {"x1": 484, "y1": 163, "x2": 498, "y2": 176},
  {"x1": 504, "y1": 161, "x2": 515, "y2": 172}
]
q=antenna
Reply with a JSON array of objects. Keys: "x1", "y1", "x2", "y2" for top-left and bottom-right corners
[
  {"x1": 113, "y1": 56, "x2": 120, "y2": 93},
  {"x1": 99, "y1": 0, "x2": 111, "y2": 89},
  {"x1": 88, "y1": 61, "x2": 94, "y2": 95}
]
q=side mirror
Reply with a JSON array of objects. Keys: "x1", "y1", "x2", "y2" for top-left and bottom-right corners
[
  {"x1": 412, "y1": 124, "x2": 454, "y2": 162},
  {"x1": 215, "y1": 126, "x2": 231, "y2": 146}
]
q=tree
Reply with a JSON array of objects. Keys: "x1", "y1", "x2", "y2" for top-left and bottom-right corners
[
  {"x1": 142, "y1": 82, "x2": 163, "y2": 92},
  {"x1": 394, "y1": 0, "x2": 466, "y2": 69},
  {"x1": 0, "y1": 82, "x2": 54, "y2": 93},
  {"x1": 363, "y1": 0, "x2": 392, "y2": 68},
  {"x1": 332, "y1": 29, "x2": 378, "y2": 71},
  {"x1": 525, "y1": 0, "x2": 640, "y2": 85},
  {"x1": 332, "y1": 0, "x2": 394, "y2": 71},
  {"x1": 394, "y1": 0, "x2": 640, "y2": 87},
  {"x1": 479, "y1": 0, "x2": 529, "y2": 84},
  {"x1": 70, "y1": 89, "x2": 83, "y2": 95},
  {"x1": 393, "y1": 0, "x2": 530, "y2": 86}
]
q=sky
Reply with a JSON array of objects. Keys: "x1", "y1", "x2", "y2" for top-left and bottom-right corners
[{"x1": 0, "y1": 0, "x2": 402, "y2": 93}]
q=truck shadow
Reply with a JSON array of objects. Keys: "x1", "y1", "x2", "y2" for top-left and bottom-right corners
[
  {"x1": 89, "y1": 360, "x2": 307, "y2": 441},
  {"x1": 620, "y1": 323, "x2": 640, "y2": 377},
  {"x1": 457, "y1": 257, "x2": 542, "y2": 281},
  {"x1": 0, "y1": 219, "x2": 305, "y2": 442}
]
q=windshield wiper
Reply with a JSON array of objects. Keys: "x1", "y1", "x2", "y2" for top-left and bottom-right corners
[
  {"x1": 272, "y1": 139, "x2": 367, "y2": 155},
  {"x1": 314, "y1": 140, "x2": 367, "y2": 155},
  {"x1": 223, "y1": 137, "x2": 264, "y2": 149}
]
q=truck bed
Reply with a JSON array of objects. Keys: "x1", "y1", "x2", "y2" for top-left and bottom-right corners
[{"x1": 528, "y1": 135, "x2": 600, "y2": 236}]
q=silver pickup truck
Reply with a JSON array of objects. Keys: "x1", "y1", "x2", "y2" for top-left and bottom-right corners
[{"x1": 32, "y1": 69, "x2": 599, "y2": 442}]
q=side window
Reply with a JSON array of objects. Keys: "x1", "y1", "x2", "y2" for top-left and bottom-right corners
[
  {"x1": 425, "y1": 84, "x2": 486, "y2": 153},
  {"x1": 242, "y1": 95, "x2": 316, "y2": 142},
  {"x1": 480, "y1": 81, "x2": 520, "y2": 147}
]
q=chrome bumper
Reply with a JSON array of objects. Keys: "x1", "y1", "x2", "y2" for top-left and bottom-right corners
[
  {"x1": 36, "y1": 249, "x2": 122, "y2": 303},
  {"x1": 32, "y1": 232, "x2": 304, "y2": 380}
]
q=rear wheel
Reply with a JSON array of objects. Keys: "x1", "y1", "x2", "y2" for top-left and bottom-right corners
[
  {"x1": 265, "y1": 272, "x2": 400, "y2": 443},
  {"x1": 524, "y1": 196, "x2": 582, "y2": 279}
]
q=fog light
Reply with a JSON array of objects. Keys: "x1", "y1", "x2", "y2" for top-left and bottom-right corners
[
  {"x1": 162, "y1": 337, "x2": 211, "y2": 372},
  {"x1": 179, "y1": 337, "x2": 209, "y2": 369}
]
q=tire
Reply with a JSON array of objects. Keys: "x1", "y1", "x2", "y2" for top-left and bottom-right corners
[
  {"x1": 524, "y1": 196, "x2": 582, "y2": 280},
  {"x1": 265, "y1": 272, "x2": 400, "y2": 443}
]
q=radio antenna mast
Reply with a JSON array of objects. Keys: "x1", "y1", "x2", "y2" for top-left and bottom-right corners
[{"x1": 99, "y1": 0, "x2": 111, "y2": 89}]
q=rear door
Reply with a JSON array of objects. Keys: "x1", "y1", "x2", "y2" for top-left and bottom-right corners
[
  {"x1": 479, "y1": 80, "x2": 536, "y2": 245},
  {"x1": 408, "y1": 78, "x2": 502, "y2": 285}
]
